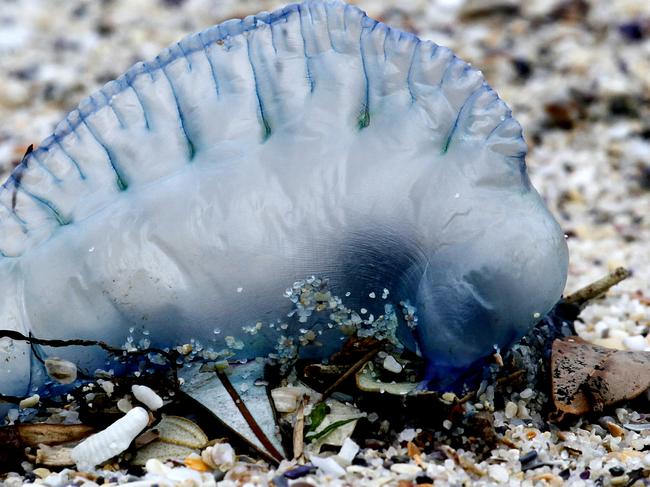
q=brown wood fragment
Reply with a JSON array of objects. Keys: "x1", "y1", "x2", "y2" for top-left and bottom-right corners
[
  {"x1": 551, "y1": 336, "x2": 650, "y2": 418},
  {"x1": 35, "y1": 444, "x2": 75, "y2": 467},
  {"x1": 0, "y1": 423, "x2": 95, "y2": 448},
  {"x1": 564, "y1": 267, "x2": 631, "y2": 307}
]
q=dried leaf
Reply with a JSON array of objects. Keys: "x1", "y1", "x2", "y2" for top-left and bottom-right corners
[
  {"x1": 585, "y1": 348, "x2": 650, "y2": 410},
  {"x1": 551, "y1": 336, "x2": 650, "y2": 416}
]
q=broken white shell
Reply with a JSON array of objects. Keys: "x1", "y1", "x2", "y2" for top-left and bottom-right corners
[
  {"x1": 310, "y1": 454, "x2": 346, "y2": 477},
  {"x1": 71, "y1": 406, "x2": 149, "y2": 470},
  {"x1": 337, "y1": 437, "x2": 360, "y2": 465},
  {"x1": 271, "y1": 386, "x2": 307, "y2": 413},
  {"x1": 202, "y1": 443, "x2": 236, "y2": 470},
  {"x1": 153, "y1": 415, "x2": 208, "y2": 449},
  {"x1": 134, "y1": 441, "x2": 198, "y2": 466},
  {"x1": 131, "y1": 384, "x2": 164, "y2": 411}
]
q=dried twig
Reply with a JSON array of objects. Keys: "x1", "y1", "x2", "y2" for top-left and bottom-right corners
[
  {"x1": 564, "y1": 267, "x2": 631, "y2": 307},
  {"x1": 215, "y1": 370, "x2": 285, "y2": 463},
  {"x1": 319, "y1": 344, "x2": 383, "y2": 401}
]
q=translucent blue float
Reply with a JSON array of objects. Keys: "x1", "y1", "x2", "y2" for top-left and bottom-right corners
[{"x1": 0, "y1": 0, "x2": 568, "y2": 398}]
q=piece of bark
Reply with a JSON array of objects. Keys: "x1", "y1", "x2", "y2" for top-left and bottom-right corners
[
  {"x1": 0, "y1": 423, "x2": 95, "y2": 448},
  {"x1": 551, "y1": 336, "x2": 650, "y2": 417},
  {"x1": 35, "y1": 444, "x2": 75, "y2": 466},
  {"x1": 585, "y1": 348, "x2": 650, "y2": 411}
]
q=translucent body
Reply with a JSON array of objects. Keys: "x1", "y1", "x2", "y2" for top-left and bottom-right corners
[{"x1": 0, "y1": 0, "x2": 568, "y2": 397}]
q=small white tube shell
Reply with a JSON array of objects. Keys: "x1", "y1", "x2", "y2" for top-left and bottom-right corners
[
  {"x1": 131, "y1": 385, "x2": 164, "y2": 411},
  {"x1": 71, "y1": 406, "x2": 149, "y2": 470}
]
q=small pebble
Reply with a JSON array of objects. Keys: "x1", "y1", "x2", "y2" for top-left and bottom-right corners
[
  {"x1": 383, "y1": 355, "x2": 403, "y2": 373},
  {"x1": 311, "y1": 455, "x2": 345, "y2": 477},
  {"x1": 32, "y1": 468, "x2": 50, "y2": 479},
  {"x1": 390, "y1": 455, "x2": 411, "y2": 464},
  {"x1": 338, "y1": 438, "x2": 360, "y2": 464},
  {"x1": 504, "y1": 401, "x2": 518, "y2": 419},
  {"x1": 284, "y1": 465, "x2": 315, "y2": 480},
  {"x1": 390, "y1": 463, "x2": 421, "y2": 475},
  {"x1": 643, "y1": 453, "x2": 650, "y2": 467},
  {"x1": 520, "y1": 388, "x2": 534, "y2": 399},
  {"x1": 519, "y1": 450, "x2": 538, "y2": 464},
  {"x1": 488, "y1": 464, "x2": 509, "y2": 483},
  {"x1": 609, "y1": 466, "x2": 625, "y2": 476},
  {"x1": 606, "y1": 421, "x2": 626, "y2": 438},
  {"x1": 623, "y1": 335, "x2": 647, "y2": 351}
]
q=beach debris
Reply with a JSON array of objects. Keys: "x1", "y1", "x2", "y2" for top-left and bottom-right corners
[
  {"x1": 337, "y1": 437, "x2": 360, "y2": 465},
  {"x1": 271, "y1": 387, "x2": 308, "y2": 414},
  {"x1": 71, "y1": 406, "x2": 150, "y2": 470},
  {"x1": 179, "y1": 361, "x2": 285, "y2": 463},
  {"x1": 131, "y1": 385, "x2": 164, "y2": 411},
  {"x1": 149, "y1": 415, "x2": 208, "y2": 449},
  {"x1": 44, "y1": 357, "x2": 78, "y2": 385},
  {"x1": 551, "y1": 336, "x2": 650, "y2": 417},
  {"x1": 355, "y1": 361, "x2": 418, "y2": 396},
  {"x1": 201, "y1": 442, "x2": 236, "y2": 470},
  {"x1": 309, "y1": 454, "x2": 346, "y2": 477},
  {"x1": 34, "y1": 445, "x2": 75, "y2": 467},
  {"x1": 305, "y1": 401, "x2": 362, "y2": 448},
  {"x1": 133, "y1": 441, "x2": 197, "y2": 466},
  {"x1": 18, "y1": 394, "x2": 39, "y2": 409},
  {"x1": 0, "y1": 423, "x2": 94, "y2": 448},
  {"x1": 383, "y1": 355, "x2": 403, "y2": 374},
  {"x1": 563, "y1": 267, "x2": 632, "y2": 308},
  {"x1": 132, "y1": 415, "x2": 209, "y2": 464}
]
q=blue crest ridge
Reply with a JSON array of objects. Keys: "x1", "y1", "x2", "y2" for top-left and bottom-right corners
[{"x1": 0, "y1": 0, "x2": 527, "y2": 257}]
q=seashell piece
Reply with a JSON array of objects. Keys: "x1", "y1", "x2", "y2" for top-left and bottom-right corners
[
  {"x1": 202, "y1": 443, "x2": 236, "y2": 470},
  {"x1": 71, "y1": 406, "x2": 149, "y2": 470},
  {"x1": 133, "y1": 440, "x2": 198, "y2": 466},
  {"x1": 131, "y1": 385, "x2": 164, "y2": 411},
  {"x1": 0, "y1": 0, "x2": 568, "y2": 396},
  {"x1": 152, "y1": 415, "x2": 208, "y2": 449},
  {"x1": 271, "y1": 386, "x2": 308, "y2": 413}
]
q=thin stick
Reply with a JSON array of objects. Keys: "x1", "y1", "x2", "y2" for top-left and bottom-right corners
[
  {"x1": 216, "y1": 370, "x2": 285, "y2": 463},
  {"x1": 320, "y1": 344, "x2": 383, "y2": 401},
  {"x1": 564, "y1": 267, "x2": 631, "y2": 306}
]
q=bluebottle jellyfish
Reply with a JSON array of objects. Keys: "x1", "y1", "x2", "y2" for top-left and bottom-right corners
[{"x1": 0, "y1": 0, "x2": 568, "y2": 399}]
